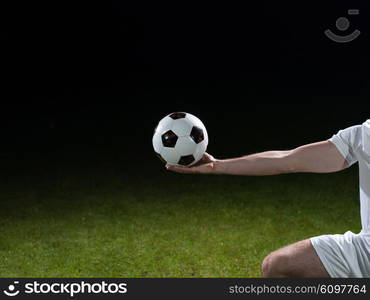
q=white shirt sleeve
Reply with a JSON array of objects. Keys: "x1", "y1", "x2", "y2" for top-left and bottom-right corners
[
  {"x1": 328, "y1": 125, "x2": 361, "y2": 167},
  {"x1": 363, "y1": 120, "x2": 370, "y2": 155}
]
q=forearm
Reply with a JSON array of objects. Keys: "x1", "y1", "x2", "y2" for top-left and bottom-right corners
[
  {"x1": 214, "y1": 150, "x2": 294, "y2": 176},
  {"x1": 167, "y1": 141, "x2": 346, "y2": 175}
]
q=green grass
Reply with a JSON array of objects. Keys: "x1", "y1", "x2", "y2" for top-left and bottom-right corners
[{"x1": 0, "y1": 154, "x2": 361, "y2": 277}]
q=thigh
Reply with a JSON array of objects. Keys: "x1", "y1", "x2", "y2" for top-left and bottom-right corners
[
  {"x1": 311, "y1": 231, "x2": 370, "y2": 277},
  {"x1": 273, "y1": 239, "x2": 330, "y2": 277}
]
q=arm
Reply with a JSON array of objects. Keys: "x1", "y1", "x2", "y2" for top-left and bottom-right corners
[{"x1": 166, "y1": 141, "x2": 348, "y2": 175}]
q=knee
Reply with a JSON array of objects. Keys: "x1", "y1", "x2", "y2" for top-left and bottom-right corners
[{"x1": 261, "y1": 252, "x2": 290, "y2": 277}]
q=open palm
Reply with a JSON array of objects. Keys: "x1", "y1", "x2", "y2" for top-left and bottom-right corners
[{"x1": 166, "y1": 153, "x2": 217, "y2": 174}]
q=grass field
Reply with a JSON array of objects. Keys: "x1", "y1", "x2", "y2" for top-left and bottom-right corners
[{"x1": 0, "y1": 146, "x2": 361, "y2": 277}]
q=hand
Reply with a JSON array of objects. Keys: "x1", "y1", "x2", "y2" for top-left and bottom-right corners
[{"x1": 166, "y1": 153, "x2": 218, "y2": 174}]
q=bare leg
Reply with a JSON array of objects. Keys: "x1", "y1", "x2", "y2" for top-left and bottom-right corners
[{"x1": 261, "y1": 239, "x2": 330, "y2": 278}]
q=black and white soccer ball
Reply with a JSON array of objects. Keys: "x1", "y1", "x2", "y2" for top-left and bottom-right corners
[{"x1": 152, "y1": 112, "x2": 208, "y2": 166}]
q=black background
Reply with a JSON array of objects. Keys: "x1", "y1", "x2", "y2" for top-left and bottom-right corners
[
  {"x1": 1, "y1": 1, "x2": 369, "y2": 159},
  {"x1": 0, "y1": 2, "x2": 368, "y2": 282}
]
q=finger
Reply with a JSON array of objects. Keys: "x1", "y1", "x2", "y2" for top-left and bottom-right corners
[
  {"x1": 204, "y1": 152, "x2": 212, "y2": 159},
  {"x1": 166, "y1": 164, "x2": 199, "y2": 174},
  {"x1": 192, "y1": 155, "x2": 210, "y2": 167},
  {"x1": 166, "y1": 165, "x2": 191, "y2": 173},
  {"x1": 201, "y1": 153, "x2": 215, "y2": 164},
  {"x1": 191, "y1": 160, "x2": 206, "y2": 167}
]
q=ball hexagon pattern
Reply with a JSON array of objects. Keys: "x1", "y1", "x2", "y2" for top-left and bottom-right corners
[
  {"x1": 152, "y1": 112, "x2": 208, "y2": 166},
  {"x1": 171, "y1": 118, "x2": 193, "y2": 137}
]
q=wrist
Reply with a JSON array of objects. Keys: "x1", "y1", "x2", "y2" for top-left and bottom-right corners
[{"x1": 213, "y1": 159, "x2": 225, "y2": 174}]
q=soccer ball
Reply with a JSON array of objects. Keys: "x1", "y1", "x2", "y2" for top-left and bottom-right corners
[{"x1": 152, "y1": 112, "x2": 208, "y2": 166}]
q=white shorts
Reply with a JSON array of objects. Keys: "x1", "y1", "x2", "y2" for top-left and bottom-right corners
[{"x1": 310, "y1": 231, "x2": 370, "y2": 278}]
